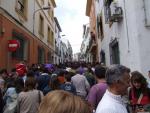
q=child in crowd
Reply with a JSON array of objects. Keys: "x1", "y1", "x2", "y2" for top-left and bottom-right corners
[{"x1": 60, "y1": 72, "x2": 76, "y2": 95}]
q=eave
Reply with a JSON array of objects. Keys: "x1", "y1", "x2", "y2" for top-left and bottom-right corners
[
  {"x1": 86, "y1": 0, "x2": 92, "y2": 16},
  {"x1": 54, "y1": 17, "x2": 62, "y2": 32}
]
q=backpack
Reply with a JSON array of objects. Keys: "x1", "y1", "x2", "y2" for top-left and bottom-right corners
[
  {"x1": 3, "y1": 100, "x2": 17, "y2": 113},
  {"x1": 3, "y1": 88, "x2": 18, "y2": 113}
]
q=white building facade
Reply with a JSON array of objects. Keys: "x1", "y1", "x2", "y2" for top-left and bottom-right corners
[
  {"x1": 95, "y1": 0, "x2": 150, "y2": 76},
  {"x1": 81, "y1": 24, "x2": 93, "y2": 63},
  {"x1": 60, "y1": 41, "x2": 67, "y2": 63},
  {"x1": 67, "y1": 41, "x2": 73, "y2": 62},
  {"x1": 60, "y1": 38, "x2": 72, "y2": 63},
  {"x1": 54, "y1": 17, "x2": 62, "y2": 64}
]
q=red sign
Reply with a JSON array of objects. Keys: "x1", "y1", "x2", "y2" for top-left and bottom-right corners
[{"x1": 8, "y1": 40, "x2": 20, "y2": 52}]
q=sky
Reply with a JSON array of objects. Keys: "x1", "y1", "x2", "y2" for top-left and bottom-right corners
[{"x1": 54, "y1": 0, "x2": 89, "y2": 54}]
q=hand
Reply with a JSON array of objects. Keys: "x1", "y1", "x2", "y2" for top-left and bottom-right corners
[{"x1": 136, "y1": 108, "x2": 145, "y2": 112}]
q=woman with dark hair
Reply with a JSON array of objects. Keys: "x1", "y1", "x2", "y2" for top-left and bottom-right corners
[
  {"x1": 129, "y1": 71, "x2": 150, "y2": 112},
  {"x1": 43, "y1": 75, "x2": 60, "y2": 95},
  {"x1": 15, "y1": 77, "x2": 24, "y2": 94},
  {"x1": 17, "y1": 76, "x2": 43, "y2": 113}
]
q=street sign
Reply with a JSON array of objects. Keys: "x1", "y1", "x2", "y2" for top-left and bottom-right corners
[{"x1": 8, "y1": 39, "x2": 20, "y2": 52}]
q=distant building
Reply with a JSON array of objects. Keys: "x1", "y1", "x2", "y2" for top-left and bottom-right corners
[
  {"x1": 73, "y1": 53, "x2": 81, "y2": 62},
  {"x1": 67, "y1": 41, "x2": 73, "y2": 62},
  {"x1": 54, "y1": 17, "x2": 62, "y2": 64},
  {"x1": 61, "y1": 38, "x2": 73, "y2": 63},
  {"x1": 80, "y1": 24, "x2": 92, "y2": 63}
]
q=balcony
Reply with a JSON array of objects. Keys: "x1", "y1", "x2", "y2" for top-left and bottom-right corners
[
  {"x1": 89, "y1": 38, "x2": 97, "y2": 53},
  {"x1": 88, "y1": 32, "x2": 97, "y2": 53}
]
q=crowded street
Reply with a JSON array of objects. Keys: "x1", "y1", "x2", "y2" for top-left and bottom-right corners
[{"x1": 0, "y1": 0, "x2": 150, "y2": 113}]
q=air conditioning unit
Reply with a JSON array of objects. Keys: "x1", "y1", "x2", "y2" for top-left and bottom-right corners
[{"x1": 110, "y1": 2, "x2": 123, "y2": 22}]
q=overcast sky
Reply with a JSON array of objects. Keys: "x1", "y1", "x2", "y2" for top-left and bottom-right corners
[{"x1": 54, "y1": 0, "x2": 89, "y2": 54}]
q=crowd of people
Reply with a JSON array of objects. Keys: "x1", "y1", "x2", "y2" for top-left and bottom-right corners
[{"x1": 0, "y1": 61, "x2": 150, "y2": 113}]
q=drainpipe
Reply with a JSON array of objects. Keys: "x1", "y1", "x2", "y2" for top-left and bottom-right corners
[{"x1": 123, "y1": 0, "x2": 130, "y2": 52}]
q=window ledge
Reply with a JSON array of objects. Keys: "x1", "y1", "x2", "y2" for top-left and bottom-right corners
[{"x1": 15, "y1": 8, "x2": 27, "y2": 21}]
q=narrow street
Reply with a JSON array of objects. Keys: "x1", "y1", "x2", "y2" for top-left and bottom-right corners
[{"x1": 0, "y1": 0, "x2": 150, "y2": 113}]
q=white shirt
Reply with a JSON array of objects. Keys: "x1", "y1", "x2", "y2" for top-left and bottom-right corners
[
  {"x1": 71, "y1": 74, "x2": 90, "y2": 97},
  {"x1": 148, "y1": 82, "x2": 150, "y2": 88},
  {"x1": 96, "y1": 90, "x2": 128, "y2": 113},
  {"x1": 147, "y1": 79, "x2": 150, "y2": 88}
]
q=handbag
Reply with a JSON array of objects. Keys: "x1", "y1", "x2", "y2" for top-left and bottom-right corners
[{"x1": 38, "y1": 90, "x2": 41, "y2": 104}]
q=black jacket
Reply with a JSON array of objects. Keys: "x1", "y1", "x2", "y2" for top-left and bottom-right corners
[{"x1": 0, "y1": 89, "x2": 4, "y2": 113}]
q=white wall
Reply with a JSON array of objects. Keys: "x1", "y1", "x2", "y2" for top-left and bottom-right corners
[
  {"x1": 133, "y1": 0, "x2": 150, "y2": 75},
  {"x1": 95, "y1": 0, "x2": 104, "y2": 62},
  {"x1": 97, "y1": 0, "x2": 150, "y2": 77},
  {"x1": 54, "y1": 21, "x2": 58, "y2": 64}
]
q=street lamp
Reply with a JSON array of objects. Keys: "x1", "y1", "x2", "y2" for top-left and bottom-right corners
[
  {"x1": 61, "y1": 35, "x2": 69, "y2": 42},
  {"x1": 33, "y1": 6, "x2": 51, "y2": 34}
]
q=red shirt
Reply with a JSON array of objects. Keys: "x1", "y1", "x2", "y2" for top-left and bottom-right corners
[{"x1": 129, "y1": 88, "x2": 150, "y2": 105}]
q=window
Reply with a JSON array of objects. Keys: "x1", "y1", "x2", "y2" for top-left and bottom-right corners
[
  {"x1": 100, "y1": 17, "x2": 104, "y2": 39},
  {"x1": 38, "y1": 47, "x2": 45, "y2": 64},
  {"x1": 47, "y1": 27, "x2": 51, "y2": 43},
  {"x1": 39, "y1": 15, "x2": 44, "y2": 36},
  {"x1": 51, "y1": 11, "x2": 54, "y2": 20},
  {"x1": 51, "y1": 10, "x2": 54, "y2": 20},
  {"x1": 16, "y1": 0, "x2": 27, "y2": 18},
  {"x1": 110, "y1": 39, "x2": 120, "y2": 64},
  {"x1": 51, "y1": 31, "x2": 54, "y2": 46},
  {"x1": 41, "y1": 0, "x2": 44, "y2": 6},
  {"x1": 100, "y1": 50, "x2": 106, "y2": 64},
  {"x1": 0, "y1": 15, "x2": 2, "y2": 36},
  {"x1": 47, "y1": 2, "x2": 54, "y2": 21},
  {"x1": 47, "y1": 27, "x2": 54, "y2": 46},
  {"x1": 18, "y1": 0, "x2": 24, "y2": 12},
  {"x1": 48, "y1": 9, "x2": 54, "y2": 21},
  {"x1": 12, "y1": 31, "x2": 28, "y2": 60},
  {"x1": 97, "y1": 15, "x2": 104, "y2": 40},
  {"x1": 48, "y1": 2, "x2": 51, "y2": 16},
  {"x1": 47, "y1": 51, "x2": 52, "y2": 63},
  {"x1": 144, "y1": 0, "x2": 150, "y2": 27},
  {"x1": 104, "y1": 0, "x2": 113, "y2": 23}
]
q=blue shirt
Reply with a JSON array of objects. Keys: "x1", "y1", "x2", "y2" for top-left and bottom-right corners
[{"x1": 60, "y1": 82, "x2": 76, "y2": 95}]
